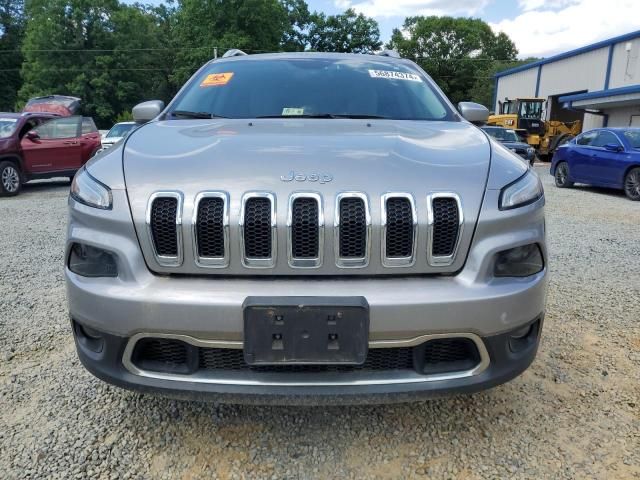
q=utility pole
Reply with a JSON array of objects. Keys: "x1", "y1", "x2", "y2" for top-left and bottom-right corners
[{"x1": 214, "y1": 47, "x2": 218, "y2": 59}]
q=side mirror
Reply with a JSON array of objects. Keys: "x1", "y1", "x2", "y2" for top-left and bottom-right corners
[
  {"x1": 458, "y1": 102, "x2": 490, "y2": 125},
  {"x1": 604, "y1": 143, "x2": 623, "y2": 152},
  {"x1": 26, "y1": 131, "x2": 40, "y2": 141},
  {"x1": 132, "y1": 100, "x2": 165, "y2": 124}
]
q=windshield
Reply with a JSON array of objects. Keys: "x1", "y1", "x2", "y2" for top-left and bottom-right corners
[
  {"x1": 106, "y1": 123, "x2": 135, "y2": 138},
  {"x1": 623, "y1": 129, "x2": 640, "y2": 149},
  {"x1": 484, "y1": 128, "x2": 519, "y2": 142},
  {"x1": 169, "y1": 57, "x2": 455, "y2": 121},
  {"x1": 519, "y1": 101, "x2": 543, "y2": 119},
  {"x1": 0, "y1": 118, "x2": 18, "y2": 139}
]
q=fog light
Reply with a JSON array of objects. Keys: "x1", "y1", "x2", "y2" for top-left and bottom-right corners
[
  {"x1": 73, "y1": 321, "x2": 104, "y2": 353},
  {"x1": 494, "y1": 244, "x2": 544, "y2": 277},
  {"x1": 68, "y1": 243, "x2": 117, "y2": 277},
  {"x1": 508, "y1": 320, "x2": 540, "y2": 353}
]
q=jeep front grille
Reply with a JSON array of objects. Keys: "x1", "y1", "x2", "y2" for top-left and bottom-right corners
[
  {"x1": 147, "y1": 192, "x2": 183, "y2": 267},
  {"x1": 145, "y1": 191, "x2": 464, "y2": 272},
  {"x1": 382, "y1": 193, "x2": 417, "y2": 267},
  {"x1": 193, "y1": 192, "x2": 229, "y2": 268},
  {"x1": 288, "y1": 193, "x2": 323, "y2": 268},
  {"x1": 335, "y1": 193, "x2": 370, "y2": 267},
  {"x1": 428, "y1": 193, "x2": 463, "y2": 266},
  {"x1": 240, "y1": 193, "x2": 276, "y2": 268}
]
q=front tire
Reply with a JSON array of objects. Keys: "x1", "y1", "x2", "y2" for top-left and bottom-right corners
[
  {"x1": 0, "y1": 161, "x2": 22, "y2": 197},
  {"x1": 624, "y1": 167, "x2": 640, "y2": 201},
  {"x1": 554, "y1": 161, "x2": 573, "y2": 188}
]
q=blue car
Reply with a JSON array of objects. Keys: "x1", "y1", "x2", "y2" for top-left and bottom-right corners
[{"x1": 551, "y1": 128, "x2": 640, "y2": 200}]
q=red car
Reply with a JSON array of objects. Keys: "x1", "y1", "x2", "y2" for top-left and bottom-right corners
[{"x1": 0, "y1": 96, "x2": 102, "y2": 196}]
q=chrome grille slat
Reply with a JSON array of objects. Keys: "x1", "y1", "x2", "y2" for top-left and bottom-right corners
[
  {"x1": 146, "y1": 191, "x2": 183, "y2": 267},
  {"x1": 287, "y1": 193, "x2": 324, "y2": 268},
  {"x1": 427, "y1": 193, "x2": 463, "y2": 266},
  {"x1": 334, "y1": 192, "x2": 371, "y2": 268},
  {"x1": 381, "y1": 193, "x2": 417, "y2": 267},
  {"x1": 144, "y1": 191, "x2": 464, "y2": 271},
  {"x1": 193, "y1": 192, "x2": 229, "y2": 268},
  {"x1": 239, "y1": 192, "x2": 276, "y2": 268}
]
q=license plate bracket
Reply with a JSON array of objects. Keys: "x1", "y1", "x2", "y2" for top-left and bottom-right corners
[{"x1": 243, "y1": 296, "x2": 369, "y2": 365}]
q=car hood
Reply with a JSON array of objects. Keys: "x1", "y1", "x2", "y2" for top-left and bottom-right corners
[
  {"x1": 124, "y1": 118, "x2": 490, "y2": 198},
  {"x1": 122, "y1": 119, "x2": 492, "y2": 274}
]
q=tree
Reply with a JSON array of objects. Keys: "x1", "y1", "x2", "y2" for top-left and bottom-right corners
[
  {"x1": 469, "y1": 57, "x2": 540, "y2": 111},
  {"x1": 171, "y1": 0, "x2": 294, "y2": 87},
  {"x1": 307, "y1": 8, "x2": 381, "y2": 53},
  {"x1": 19, "y1": 0, "x2": 173, "y2": 127},
  {"x1": 0, "y1": 0, "x2": 25, "y2": 111},
  {"x1": 388, "y1": 16, "x2": 518, "y2": 104}
]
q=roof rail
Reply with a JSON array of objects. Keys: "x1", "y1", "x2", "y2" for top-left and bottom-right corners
[
  {"x1": 222, "y1": 49, "x2": 248, "y2": 58},
  {"x1": 377, "y1": 49, "x2": 401, "y2": 58}
]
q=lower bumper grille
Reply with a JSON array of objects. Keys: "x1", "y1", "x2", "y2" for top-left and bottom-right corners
[{"x1": 130, "y1": 337, "x2": 481, "y2": 376}]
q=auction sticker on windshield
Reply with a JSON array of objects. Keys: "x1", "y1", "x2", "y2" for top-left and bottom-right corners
[
  {"x1": 368, "y1": 70, "x2": 421, "y2": 82},
  {"x1": 200, "y1": 72, "x2": 234, "y2": 87}
]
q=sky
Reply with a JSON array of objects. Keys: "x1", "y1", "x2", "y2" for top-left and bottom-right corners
[{"x1": 135, "y1": 0, "x2": 640, "y2": 59}]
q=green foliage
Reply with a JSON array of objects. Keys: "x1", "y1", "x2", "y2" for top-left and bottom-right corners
[
  {"x1": 469, "y1": 57, "x2": 540, "y2": 111},
  {"x1": 12, "y1": 3, "x2": 520, "y2": 127},
  {"x1": 0, "y1": 0, "x2": 25, "y2": 111},
  {"x1": 307, "y1": 8, "x2": 381, "y2": 53},
  {"x1": 18, "y1": 0, "x2": 174, "y2": 127},
  {"x1": 388, "y1": 16, "x2": 518, "y2": 104}
]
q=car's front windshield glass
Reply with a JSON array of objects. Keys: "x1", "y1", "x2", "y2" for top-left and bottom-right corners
[
  {"x1": 0, "y1": 118, "x2": 18, "y2": 139},
  {"x1": 169, "y1": 57, "x2": 455, "y2": 121},
  {"x1": 485, "y1": 128, "x2": 518, "y2": 142},
  {"x1": 623, "y1": 129, "x2": 640, "y2": 149},
  {"x1": 106, "y1": 123, "x2": 135, "y2": 138}
]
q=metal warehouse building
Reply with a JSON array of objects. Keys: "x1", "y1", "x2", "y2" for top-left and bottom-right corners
[{"x1": 493, "y1": 30, "x2": 640, "y2": 131}]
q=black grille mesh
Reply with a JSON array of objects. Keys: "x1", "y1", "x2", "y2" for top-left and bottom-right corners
[
  {"x1": 132, "y1": 339, "x2": 188, "y2": 369},
  {"x1": 199, "y1": 347, "x2": 414, "y2": 372},
  {"x1": 423, "y1": 338, "x2": 476, "y2": 364},
  {"x1": 385, "y1": 197, "x2": 414, "y2": 258},
  {"x1": 196, "y1": 197, "x2": 225, "y2": 258},
  {"x1": 339, "y1": 197, "x2": 367, "y2": 258},
  {"x1": 431, "y1": 197, "x2": 460, "y2": 257},
  {"x1": 291, "y1": 197, "x2": 319, "y2": 258},
  {"x1": 131, "y1": 338, "x2": 481, "y2": 376},
  {"x1": 244, "y1": 197, "x2": 272, "y2": 258},
  {"x1": 150, "y1": 197, "x2": 178, "y2": 256}
]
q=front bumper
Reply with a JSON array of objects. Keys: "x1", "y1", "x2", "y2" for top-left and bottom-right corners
[
  {"x1": 73, "y1": 317, "x2": 543, "y2": 404},
  {"x1": 66, "y1": 188, "x2": 547, "y2": 401}
]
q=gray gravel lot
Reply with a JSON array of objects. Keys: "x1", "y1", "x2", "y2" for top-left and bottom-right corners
[{"x1": 1, "y1": 167, "x2": 639, "y2": 479}]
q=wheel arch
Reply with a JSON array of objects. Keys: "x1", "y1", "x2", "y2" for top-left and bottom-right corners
[{"x1": 0, "y1": 154, "x2": 25, "y2": 175}]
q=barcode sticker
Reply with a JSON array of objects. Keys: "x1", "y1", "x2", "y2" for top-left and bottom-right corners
[{"x1": 368, "y1": 70, "x2": 422, "y2": 82}]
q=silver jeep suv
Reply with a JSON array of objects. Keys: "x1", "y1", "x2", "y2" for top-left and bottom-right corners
[{"x1": 66, "y1": 51, "x2": 547, "y2": 403}]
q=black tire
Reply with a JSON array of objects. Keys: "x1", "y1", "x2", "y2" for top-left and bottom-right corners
[
  {"x1": 623, "y1": 167, "x2": 640, "y2": 201},
  {"x1": 554, "y1": 161, "x2": 573, "y2": 188},
  {"x1": 0, "y1": 160, "x2": 22, "y2": 197}
]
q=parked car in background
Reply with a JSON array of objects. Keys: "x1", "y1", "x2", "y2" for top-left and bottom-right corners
[
  {"x1": 98, "y1": 121, "x2": 138, "y2": 153},
  {"x1": 551, "y1": 128, "x2": 640, "y2": 201},
  {"x1": 0, "y1": 113, "x2": 101, "y2": 196},
  {"x1": 482, "y1": 126, "x2": 536, "y2": 165}
]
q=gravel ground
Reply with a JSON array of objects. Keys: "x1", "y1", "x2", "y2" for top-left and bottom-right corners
[{"x1": 1, "y1": 168, "x2": 639, "y2": 479}]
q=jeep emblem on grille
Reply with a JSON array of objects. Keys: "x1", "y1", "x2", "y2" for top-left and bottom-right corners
[{"x1": 280, "y1": 171, "x2": 333, "y2": 184}]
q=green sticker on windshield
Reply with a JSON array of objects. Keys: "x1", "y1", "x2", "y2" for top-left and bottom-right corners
[{"x1": 282, "y1": 108, "x2": 304, "y2": 116}]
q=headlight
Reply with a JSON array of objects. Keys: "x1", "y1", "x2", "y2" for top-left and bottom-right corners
[
  {"x1": 68, "y1": 243, "x2": 118, "y2": 277},
  {"x1": 70, "y1": 167, "x2": 112, "y2": 209},
  {"x1": 494, "y1": 244, "x2": 544, "y2": 277},
  {"x1": 527, "y1": 147, "x2": 535, "y2": 156},
  {"x1": 499, "y1": 170, "x2": 543, "y2": 210}
]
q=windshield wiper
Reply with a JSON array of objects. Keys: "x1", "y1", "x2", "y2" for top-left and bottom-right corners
[
  {"x1": 255, "y1": 113, "x2": 389, "y2": 119},
  {"x1": 170, "y1": 110, "x2": 228, "y2": 119}
]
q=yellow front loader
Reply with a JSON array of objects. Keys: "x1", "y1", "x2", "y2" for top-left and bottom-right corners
[{"x1": 487, "y1": 98, "x2": 582, "y2": 160}]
